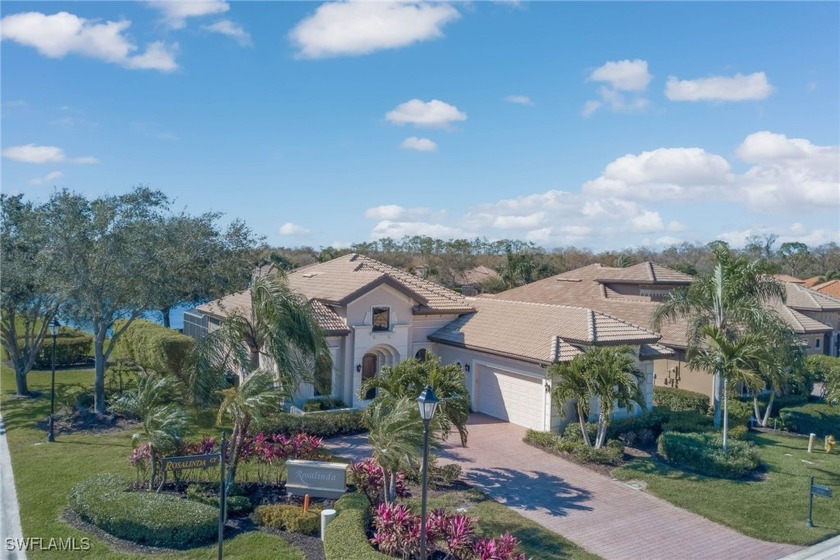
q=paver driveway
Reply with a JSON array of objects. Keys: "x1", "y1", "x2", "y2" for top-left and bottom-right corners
[{"x1": 326, "y1": 414, "x2": 802, "y2": 560}]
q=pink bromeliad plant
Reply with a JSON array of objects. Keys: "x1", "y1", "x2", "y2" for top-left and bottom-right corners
[{"x1": 349, "y1": 458, "x2": 410, "y2": 505}]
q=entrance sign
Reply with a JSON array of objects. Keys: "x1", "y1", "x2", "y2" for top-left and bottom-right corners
[
  {"x1": 807, "y1": 475, "x2": 834, "y2": 528},
  {"x1": 286, "y1": 460, "x2": 348, "y2": 499},
  {"x1": 162, "y1": 453, "x2": 221, "y2": 471},
  {"x1": 811, "y1": 484, "x2": 832, "y2": 499}
]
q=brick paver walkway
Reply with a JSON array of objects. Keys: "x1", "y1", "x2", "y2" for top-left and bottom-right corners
[{"x1": 326, "y1": 414, "x2": 802, "y2": 560}]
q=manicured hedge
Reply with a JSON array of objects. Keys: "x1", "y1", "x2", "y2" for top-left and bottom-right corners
[
  {"x1": 69, "y1": 474, "x2": 218, "y2": 548},
  {"x1": 185, "y1": 485, "x2": 252, "y2": 515},
  {"x1": 324, "y1": 493, "x2": 390, "y2": 560},
  {"x1": 661, "y1": 410, "x2": 713, "y2": 434},
  {"x1": 607, "y1": 409, "x2": 669, "y2": 443},
  {"x1": 302, "y1": 397, "x2": 347, "y2": 412},
  {"x1": 3, "y1": 328, "x2": 93, "y2": 367},
  {"x1": 657, "y1": 432, "x2": 760, "y2": 479},
  {"x1": 256, "y1": 410, "x2": 366, "y2": 439},
  {"x1": 779, "y1": 403, "x2": 840, "y2": 438},
  {"x1": 118, "y1": 319, "x2": 194, "y2": 377},
  {"x1": 524, "y1": 429, "x2": 624, "y2": 465},
  {"x1": 654, "y1": 387, "x2": 710, "y2": 414},
  {"x1": 253, "y1": 504, "x2": 322, "y2": 535}
]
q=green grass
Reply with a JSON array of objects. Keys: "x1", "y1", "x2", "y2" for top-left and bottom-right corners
[
  {"x1": 404, "y1": 489, "x2": 600, "y2": 560},
  {"x1": 613, "y1": 432, "x2": 840, "y2": 546},
  {"x1": 0, "y1": 365, "x2": 304, "y2": 559}
]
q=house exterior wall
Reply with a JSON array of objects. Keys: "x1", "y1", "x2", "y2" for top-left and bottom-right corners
[{"x1": 652, "y1": 357, "x2": 714, "y2": 400}]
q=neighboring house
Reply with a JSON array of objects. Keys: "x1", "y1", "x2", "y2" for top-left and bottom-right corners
[
  {"x1": 811, "y1": 279, "x2": 840, "y2": 300},
  {"x1": 185, "y1": 254, "x2": 661, "y2": 432},
  {"x1": 492, "y1": 262, "x2": 840, "y2": 402},
  {"x1": 452, "y1": 265, "x2": 502, "y2": 296}
]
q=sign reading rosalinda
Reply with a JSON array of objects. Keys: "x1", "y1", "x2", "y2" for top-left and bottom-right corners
[
  {"x1": 161, "y1": 453, "x2": 221, "y2": 471},
  {"x1": 286, "y1": 460, "x2": 348, "y2": 499}
]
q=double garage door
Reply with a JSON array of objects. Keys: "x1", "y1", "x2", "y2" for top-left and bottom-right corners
[{"x1": 474, "y1": 364, "x2": 545, "y2": 431}]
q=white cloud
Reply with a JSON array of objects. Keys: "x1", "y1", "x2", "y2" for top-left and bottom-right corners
[
  {"x1": 400, "y1": 137, "x2": 437, "y2": 152},
  {"x1": 202, "y1": 20, "x2": 251, "y2": 46},
  {"x1": 2, "y1": 144, "x2": 98, "y2": 164},
  {"x1": 28, "y1": 171, "x2": 64, "y2": 186},
  {"x1": 386, "y1": 99, "x2": 466, "y2": 128},
  {"x1": 365, "y1": 205, "x2": 431, "y2": 220},
  {"x1": 580, "y1": 132, "x2": 838, "y2": 214},
  {"x1": 278, "y1": 223, "x2": 310, "y2": 236},
  {"x1": 716, "y1": 224, "x2": 840, "y2": 248},
  {"x1": 505, "y1": 95, "x2": 533, "y2": 106},
  {"x1": 581, "y1": 100, "x2": 601, "y2": 118},
  {"x1": 0, "y1": 11, "x2": 178, "y2": 71},
  {"x1": 491, "y1": 212, "x2": 546, "y2": 229},
  {"x1": 588, "y1": 59, "x2": 652, "y2": 91},
  {"x1": 665, "y1": 72, "x2": 772, "y2": 101},
  {"x1": 655, "y1": 236, "x2": 682, "y2": 246},
  {"x1": 148, "y1": 1, "x2": 229, "y2": 29},
  {"x1": 290, "y1": 1, "x2": 459, "y2": 59},
  {"x1": 667, "y1": 221, "x2": 688, "y2": 232},
  {"x1": 371, "y1": 220, "x2": 464, "y2": 239}
]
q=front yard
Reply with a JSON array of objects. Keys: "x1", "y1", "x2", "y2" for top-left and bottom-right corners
[{"x1": 613, "y1": 431, "x2": 840, "y2": 546}]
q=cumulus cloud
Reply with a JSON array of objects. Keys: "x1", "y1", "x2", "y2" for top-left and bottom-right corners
[
  {"x1": 505, "y1": 95, "x2": 533, "y2": 105},
  {"x1": 148, "y1": 0, "x2": 229, "y2": 29},
  {"x1": 580, "y1": 132, "x2": 838, "y2": 213},
  {"x1": 365, "y1": 205, "x2": 432, "y2": 220},
  {"x1": 278, "y1": 222, "x2": 310, "y2": 236},
  {"x1": 655, "y1": 236, "x2": 683, "y2": 246},
  {"x1": 0, "y1": 11, "x2": 178, "y2": 71},
  {"x1": 290, "y1": 1, "x2": 459, "y2": 59},
  {"x1": 588, "y1": 59, "x2": 652, "y2": 91},
  {"x1": 2, "y1": 144, "x2": 98, "y2": 164},
  {"x1": 400, "y1": 137, "x2": 437, "y2": 152},
  {"x1": 386, "y1": 99, "x2": 467, "y2": 128},
  {"x1": 665, "y1": 72, "x2": 772, "y2": 101},
  {"x1": 28, "y1": 171, "x2": 63, "y2": 186},
  {"x1": 371, "y1": 220, "x2": 464, "y2": 239},
  {"x1": 583, "y1": 59, "x2": 651, "y2": 116},
  {"x1": 202, "y1": 20, "x2": 251, "y2": 46}
]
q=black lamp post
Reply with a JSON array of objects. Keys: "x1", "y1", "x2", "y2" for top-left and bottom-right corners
[
  {"x1": 417, "y1": 385, "x2": 439, "y2": 560},
  {"x1": 47, "y1": 318, "x2": 60, "y2": 443}
]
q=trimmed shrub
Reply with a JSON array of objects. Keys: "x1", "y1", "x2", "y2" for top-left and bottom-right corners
[
  {"x1": 607, "y1": 409, "x2": 669, "y2": 443},
  {"x1": 324, "y1": 493, "x2": 391, "y2": 560},
  {"x1": 252, "y1": 504, "x2": 322, "y2": 535},
  {"x1": 69, "y1": 474, "x2": 217, "y2": 548},
  {"x1": 3, "y1": 328, "x2": 94, "y2": 367},
  {"x1": 779, "y1": 403, "x2": 840, "y2": 438},
  {"x1": 524, "y1": 430, "x2": 624, "y2": 465},
  {"x1": 185, "y1": 485, "x2": 252, "y2": 515},
  {"x1": 661, "y1": 410, "x2": 713, "y2": 434},
  {"x1": 118, "y1": 319, "x2": 194, "y2": 379},
  {"x1": 726, "y1": 399, "x2": 753, "y2": 427},
  {"x1": 58, "y1": 384, "x2": 95, "y2": 411},
  {"x1": 302, "y1": 397, "x2": 347, "y2": 412},
  {"x1": 654, "y1": 387, "x2": 710, "y2": 414},
  {"x1": 256, "y1": 410, "x2": 366, "y2": 439},
  {"x1": 657, "y1": 432, "x2": 760, "y2": 478},
  {"x1": 562, "y1": 421, "x2": 598, "y2": 443}
]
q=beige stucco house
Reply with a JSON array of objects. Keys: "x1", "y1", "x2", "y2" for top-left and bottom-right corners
[{"x1": 186, "y1": 254, "x2": 663, "y2": 432}]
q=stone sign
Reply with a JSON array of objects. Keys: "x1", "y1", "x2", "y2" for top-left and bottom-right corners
[
  {"x1": 161, "y1": 453, "x2": 221, "y2": 471},
  {"x1": 286, "y1": 460, "x2": 348, "y2": 499}
]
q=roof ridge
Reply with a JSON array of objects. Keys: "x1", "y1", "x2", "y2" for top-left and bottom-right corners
[
  {"x1": 646, "y1": 261, "x2": 656, "y2": 282},
  {"x1": 588, "y1": 309, "x2": 596, "y2": 342},
  {"x1": 590, "y1": 308, "x2": 659, "y2": 337}
]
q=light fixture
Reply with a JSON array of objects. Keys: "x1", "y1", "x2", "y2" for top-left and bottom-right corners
[
  {"x1": 464, "y1": 364, "x2": 470, "y2": 372},
  {"x1": 417, "y1": 385, "x2": 439, "y2": 422},
  {"x1": 48, "y1": 318, "x2": 61, "y2": 443},
  {"x1": 356, "y1": 364, "x2": 362, "y2": 373},
  {"x1": 49, "y1": 317, "x2": 61, "y2": 336},
  {"x1": 417, "y1": 384, "x2": 439, "y2": 560}
]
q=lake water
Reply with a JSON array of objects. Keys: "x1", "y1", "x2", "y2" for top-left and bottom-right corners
[{"x1": 66, "y1": 305, "x2": 191, "y2": 334}]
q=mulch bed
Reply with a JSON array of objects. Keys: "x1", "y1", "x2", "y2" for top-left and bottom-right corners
[{"x1": 37, "y1": 409, "x2": 138, "y2": 436}]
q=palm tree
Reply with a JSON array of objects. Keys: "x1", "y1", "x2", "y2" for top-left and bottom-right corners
[
  {"x1": 687, "y1": 326, "x2": 766, "y2": 450},
  {"x1": 550, "y1": 346, "x2": 645, "y2": 449},
  {"x1": 216, "y1": 371, "x2": 282, "y2": 484},
  {"x1": 751, "y1": 328, "x2": 804, "y2": 427},
  {"x1": 360, "y1": 355, "x2": 470, "y2": 446},
  {"x1": 366, "y1": 397, "x2": 424, "y2": 503},
  {"x1": 113, "y1": 374, "x2": 190, "y2": 489},
  {"x1": 188, "y1": 272, "x2": 331, "y2": 406},
  {"x1": 653, "y1": 246, "x2": 785, "y2": 427}
]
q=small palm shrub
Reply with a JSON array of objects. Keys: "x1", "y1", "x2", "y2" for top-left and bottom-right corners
[
  {"x1": 657, "y1": 432, "x2": 760, "y2": 478},
  {"x1": 252, "y1": 504, "x2": 322, "y2": 535}
]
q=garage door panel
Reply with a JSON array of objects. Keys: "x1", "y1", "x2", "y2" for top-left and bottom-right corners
[{"x1": 476, "y1": 365, "x2": 543, "y2": 430}]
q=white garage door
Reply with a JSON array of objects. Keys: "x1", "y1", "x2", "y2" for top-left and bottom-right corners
[{"x1": 475, "y1": 365, "x2": 545, "y2": 430}]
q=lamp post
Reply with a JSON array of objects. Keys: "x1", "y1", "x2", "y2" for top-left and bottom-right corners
[
  {"x1": 417, "y1": 385, "x2": 439, "y2": 560},
  {"x1": 47, "y1": 318, "x2": 60, "y2": 443}
]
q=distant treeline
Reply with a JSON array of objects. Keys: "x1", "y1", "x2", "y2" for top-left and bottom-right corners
[{"x1": 251, "y1": 234, "x2": 840, "y2": 293}]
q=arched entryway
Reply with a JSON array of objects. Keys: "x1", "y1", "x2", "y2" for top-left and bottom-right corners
[{"x1": 360, "y1": 344, "x2": 400, "y2": 400}]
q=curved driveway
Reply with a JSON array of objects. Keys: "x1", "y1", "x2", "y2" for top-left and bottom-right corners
[{"x1": 327, "y1": 414, "x2": 801, "y2": 560}]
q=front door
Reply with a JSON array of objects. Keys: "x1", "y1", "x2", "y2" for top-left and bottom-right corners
[{"x1": 362, "y1": 353, "x2": 377, "y2": 400}]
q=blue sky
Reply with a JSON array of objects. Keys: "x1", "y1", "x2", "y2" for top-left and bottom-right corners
[{"x1": 2, "y1": 1, "x2": 839, "y2": 251}]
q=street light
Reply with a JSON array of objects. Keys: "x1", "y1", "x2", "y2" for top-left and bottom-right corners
[
  {"x1": 417, "y1": 385, "x2": 439, "y2": 560},
  {"x1": 47, "y1": 318, "x2": 60, "y2": 443}
]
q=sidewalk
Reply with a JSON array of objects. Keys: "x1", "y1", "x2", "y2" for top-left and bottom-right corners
[{"x1": 0, "y1": 415, "x2": 26, "y2": 560}]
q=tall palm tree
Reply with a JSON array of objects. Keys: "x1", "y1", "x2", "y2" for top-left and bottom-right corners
[
  {"x1": 366, "y1": 397, "x2": 425, "y2": 503},
  {"x1": 687, "y1": 326, "x2": 766, "y2": 450},
  {"x1": 113, "y1": 374, "x2": 190, "y2": 489},
  {"x1": 216, "y1": 371, "x2": 282, "y2": 484},
  {"x1": 188, "y1": 272, "x2": 331, "y2": 405},
  {"x1": 360, "y1": 355, "x2": 471, "y2": 446},
  {"x1": 751, "y1": 328, "x2": 804, "y2": 427},
  {"x1": 653, "y1": 246, "x2": 785, "y2": 427},
  {"x1": 550, "y1": 346, "x2": 645, "y2": 449}
]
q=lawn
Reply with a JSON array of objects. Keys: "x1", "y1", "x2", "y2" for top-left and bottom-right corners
[
  {"x1": 613, "y1": 431, "x2": 840, "y2": 546},
  {"x1": 404, "y1": 489, "x2": 600, "y2": 560},
  {"x1": 0, "y1": 365, "x2": 304, "y2": 560}
]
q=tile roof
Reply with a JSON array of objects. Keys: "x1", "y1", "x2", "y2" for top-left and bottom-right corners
[
  {"x1": 769, "y1": 302, "x2": 832, "y2": 334},
  {"x1": 803, "y1": 276, "x2": 824, "y2": 288},
  {"x1": 309, "y1": 300, "x2": 350, "y2": 334},
  {"x1": 595, "y1": 262, "x2": 694, "y2": 284},
  {"x1": 639, "y1": 343, "x2": 677, "y2": 359},
  {"x1": 810, "y1": 279, "x2": 840, "y2": 300},
  {"x1": 429, "y1": 297, "x2": 659, "y2": 364},
  {"x1": 493, "y1": 263, "x2": 690, "y2": 347},
  {"x1": 773, "y1": 274, "x2": 804, "y2": 284},
  {"x1": 453, "y1": 265, "x2": 501, "y2": 286},
  {"x1": 783, "y1": 281, "x2": 840, "y2": 311}
]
